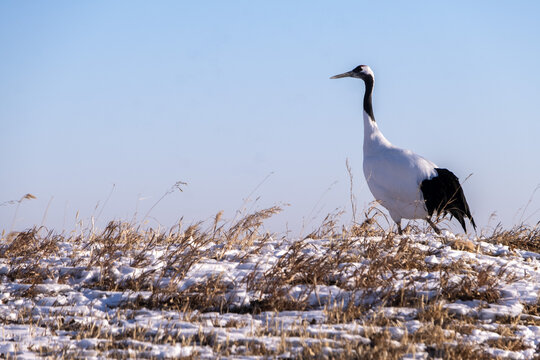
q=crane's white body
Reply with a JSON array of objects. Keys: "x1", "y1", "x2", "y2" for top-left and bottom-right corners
[{"x1": 362, "y1": 110, "x2": 437, "y2": 224}]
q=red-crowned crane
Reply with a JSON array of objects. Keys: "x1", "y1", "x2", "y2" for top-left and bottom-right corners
[{"x1": 331, "y1": 65, "x2": 476, "y2": 234}]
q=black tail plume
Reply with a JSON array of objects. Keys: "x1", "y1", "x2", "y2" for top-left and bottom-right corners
[{"x1": 420, "y1": 168, "x2": 476, "y2": 233}]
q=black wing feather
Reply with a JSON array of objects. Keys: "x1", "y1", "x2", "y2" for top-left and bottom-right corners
[{"x1": 420, "y1": 168, "x2": 476, "y2": 232}]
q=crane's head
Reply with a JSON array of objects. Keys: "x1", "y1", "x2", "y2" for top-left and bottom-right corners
[{"x1": 330, "y1": 65, "x2": 374, "y2": 81}]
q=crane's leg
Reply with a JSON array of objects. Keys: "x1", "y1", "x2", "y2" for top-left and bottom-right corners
[
  {"x1": 395, "y1": 221, "x2": 403, "y2": 235},
  {"x1": 426, "y1": 217, "x2": 441, "y2": 235}
]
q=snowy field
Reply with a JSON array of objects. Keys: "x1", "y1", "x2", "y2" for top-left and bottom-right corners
[{"x1": 1, "y1": 208, "x2": 540, "y2": 359}]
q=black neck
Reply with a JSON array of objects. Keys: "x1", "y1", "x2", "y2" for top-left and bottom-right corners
[{"x1": 363, "y1": 76, "x2": 375, "y2": 121}]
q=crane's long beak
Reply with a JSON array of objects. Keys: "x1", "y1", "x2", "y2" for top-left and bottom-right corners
[{"x1": 330, "y1": 71, "x2": 353, "y2": 79}]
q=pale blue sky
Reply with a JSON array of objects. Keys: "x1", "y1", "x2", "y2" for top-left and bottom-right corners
[{"x1": 2, "y1": 1, "x2": 540, "y2": 235}]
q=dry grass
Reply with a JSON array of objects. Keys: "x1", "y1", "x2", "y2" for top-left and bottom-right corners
[
  {"x1": 0, "y1": 204, "x2": 538, "y2": 358},
  {"x1": 484, "y1": 222, "x2": 540, "y2": 252}
]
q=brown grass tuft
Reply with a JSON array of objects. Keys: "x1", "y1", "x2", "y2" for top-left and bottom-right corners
[{"x1": 484, "y1": 223, "x2": 540, "y2": 252}]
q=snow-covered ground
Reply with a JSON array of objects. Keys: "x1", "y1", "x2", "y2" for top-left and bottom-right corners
[{"x1": 1, "y1": 221, "x2": 539, "y2": 359}]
